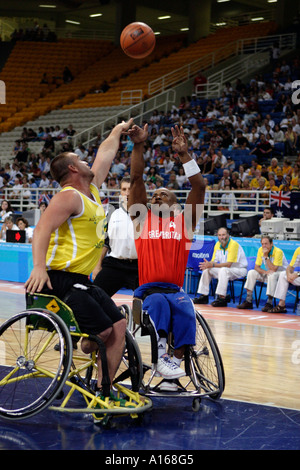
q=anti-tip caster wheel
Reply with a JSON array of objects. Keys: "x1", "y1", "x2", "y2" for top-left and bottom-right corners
[{"x1": 192, "y1": 397, "x2": 201, "y2": 412}]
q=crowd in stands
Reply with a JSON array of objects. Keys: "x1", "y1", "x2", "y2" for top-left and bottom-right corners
[
  {"x1": 10, "y1": 22, "x2": 57, "y2": 43},
  {"x1": 0, "y1": 54, "x2": 300, "y2": 219}
]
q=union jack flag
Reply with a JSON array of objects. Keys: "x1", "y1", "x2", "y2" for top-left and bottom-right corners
[{"x1": 270, "y1": 191, "x2": 291, "y2": 208}]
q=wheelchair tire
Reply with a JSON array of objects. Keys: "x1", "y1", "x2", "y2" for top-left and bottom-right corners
[
  {"x1": 0, "y1": 309, "x2": 73, "y2": 420},
  {"x1": 113, "y1": 329, "x2": 143, "y2": 392},
  {"x1": 188, "y1": 311, "x2": 225, "y2": 399}
]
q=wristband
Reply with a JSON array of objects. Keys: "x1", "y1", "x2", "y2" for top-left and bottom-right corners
[{"x1": 183, "y1": 159, "x2": 201, "y2": 178}]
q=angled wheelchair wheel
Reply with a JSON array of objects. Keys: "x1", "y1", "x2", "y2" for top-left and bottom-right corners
[
  {"x1": 184, "y1": 311, "x2": 225, "y2": 400},
  {"x1": 113, "y1": 329, "x2": 143, "y2": 392},
  {"x1": 0, "y1": 309, "x2": 73, "y2": 420},
  {"x1": 119, "y1": 304, "x2": 133, "y2": 331}
]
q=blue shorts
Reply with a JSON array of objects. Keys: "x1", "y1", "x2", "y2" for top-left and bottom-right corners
[{"x1": 134, "y1": 282, "x2": 196, "y2": 349}]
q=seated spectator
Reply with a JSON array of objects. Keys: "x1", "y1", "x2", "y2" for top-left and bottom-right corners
[
  {"x1": 269, "y1": 247, "x2": 300, "y2": 313},
  {"x1": 291, "y1": 163, "x2": 300, "y2": 188},
  {"x1": 267, "y1": 158, "x2": 281, "y2": 177},
  {"x1": 219, "y1": 183, "x2": 238, "y2": 211},
  {"x1": 15, "y1": 141, "x2": 29, "y2": 164},
  {"x1": 223, "y1": 156, "x2": 235, "y2": 172},
  {"x1": 237, "y1": 236, "x2": 288, "y2": 312},
  {"x1": 259, "y1": 207, "x2": 274, "y2": 228},
  {"x1": 176, "y1": 167, "x2": 188, "y2": 188},
  {"x1": 10, "y1": 177, "x2": 23, "y2": 200},
  {"x1": 39, "y1": 201, "x2": 48, "y2": 215},
  {"x1": 249, "y1": 170, "x2": 269, "y2": 189},
  {"x1": 282, "y1": 158, "x2": 293, "y2": 178},
  {"x1": 0, "y1": 199, "x2": 13, "y2": 222},
  {"x1": 193, "y1": 227, "x2": 248, "y2": 307},
  {"x1": 268, "y1": 177, "x2": 279, "y2": 191},
  {"x1": 0, "y1": 216, "x2": 18, "y2": 241},
  {"x1": 233, "y1": 130, "x2": 249, "y2": 149},
  {"x1": 213, "y1": 150, "x2": 227, "y2": 169},
  {"x1": 279, "y1": 174, "x2": 292, "y2": 191},
  {"x1": 273, "y1": 124, "x2": 285, "y2": 143},
  {"x1": 284, "y1": 124, "x2": 298, "y2": 156},
  {"x1": 249, "y1": 133, "x2": 273, "y2": 163},
  {"x1": 39, "y1": 173, "x2": 50, "y2": 188},
  {"x1": 63, "y1": 66, "x2": 73, "y2": 83},
  {"x1": 16, "y1": 216, "x2": 33, "y2": 243},
  {"x1": 166, "y1": 172, "x2": 179, "y2": 190}
]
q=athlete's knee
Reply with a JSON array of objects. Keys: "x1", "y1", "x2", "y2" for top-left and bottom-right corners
[
  {"x1": 113, "y1": 318, "x2": 127, "y2": 336},
  {"x1": 98, "y1": 326, "x2": 113, "y2": 343}
]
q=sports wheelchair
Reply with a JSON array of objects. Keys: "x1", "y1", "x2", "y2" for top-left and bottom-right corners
[
  {"x1": 130, "y1": 297, "x2": 225, "y2": 411},
  {"x1": 0, "y1": 293, "x2": 152, "y2": 424}
]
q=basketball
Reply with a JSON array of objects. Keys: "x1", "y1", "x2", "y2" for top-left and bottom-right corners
[{"x1": 120, "y1": 22, "x2": 156, "y2": 59}]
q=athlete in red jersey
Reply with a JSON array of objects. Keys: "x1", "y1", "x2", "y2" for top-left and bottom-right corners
[{"x1": 128, "y1": 124, "x2": 205, "y2": 386}]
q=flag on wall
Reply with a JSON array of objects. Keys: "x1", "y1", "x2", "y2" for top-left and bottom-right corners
[{"x1": 270, "y1": 191, "x2": 300, "y2": 219}]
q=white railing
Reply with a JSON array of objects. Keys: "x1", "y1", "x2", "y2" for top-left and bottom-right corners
[
  {"x1": 72, "y1": 88, "x2": 176, "y2": 147},
  {"x1": 148, "y1": 32, "x2": 296, "y2": 96},
  {"x1": 121, "y1": 90, "x2": 143, "y2": 106},
  {"x1": 207, "y1": 48, "x2": 270, "y2": 89},
  {"x1": 1, "y1": 187, "x2": 270, "y2": 220}
]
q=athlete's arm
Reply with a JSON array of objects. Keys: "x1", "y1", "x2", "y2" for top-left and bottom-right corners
[
  {"x1": 91, "y1": 119, "x2": 133, "y2": 188},
  {"x1": 127, "y1": 124, "x2": 149, "y2": 226},
  {"x1": 25, "y1": 190, "x2": 82, "y2": 294},
  {"x1": 171, "y1": 126, "x2": 205, "y2": 233}
]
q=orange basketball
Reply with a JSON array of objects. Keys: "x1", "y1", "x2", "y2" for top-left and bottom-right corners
[{"x1": 120, "y1": 22, "x2": 156, "y2": 59}]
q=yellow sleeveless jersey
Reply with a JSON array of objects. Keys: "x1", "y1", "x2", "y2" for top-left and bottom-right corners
[{"x1": 46, "y1": 184, "x2": 107, "y2": 275}]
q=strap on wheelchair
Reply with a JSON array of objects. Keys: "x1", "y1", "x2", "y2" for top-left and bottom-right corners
[{"x1": 141, "y1": 286, "x2": 179, "y2": 301}]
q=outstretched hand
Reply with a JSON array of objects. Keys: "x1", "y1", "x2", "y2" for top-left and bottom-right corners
[
  {"x1": 171, "y1": 125, "x2": 188, "y2": 154},
  {"x1": 117, "y1": 118, "x2": 134, "y2": 134},
  {"x1": 127, "y1": 123, "x2": 149, "y2": 144}
]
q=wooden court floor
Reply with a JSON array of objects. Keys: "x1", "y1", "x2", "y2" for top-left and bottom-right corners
[{"x1": 0, "y1": 281, "x2": 300, "y2": 451}]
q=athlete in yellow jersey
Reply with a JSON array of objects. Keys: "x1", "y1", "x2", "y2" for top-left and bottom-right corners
[{"x1": 25, "y1": 119, "x2": 133, "y2": 391}]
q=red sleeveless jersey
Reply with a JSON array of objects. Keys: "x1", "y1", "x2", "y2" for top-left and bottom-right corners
[{"x1": 135, "y1": 210, "x2": 192, "y2": 287}]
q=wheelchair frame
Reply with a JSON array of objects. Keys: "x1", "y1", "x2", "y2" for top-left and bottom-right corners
[
  {"x1": 0, "y1": 291, "x2": 225, "y2": 422},
  {"x1": 0, "y1": 293, "x2": 152, "y2": 424},
  {"x1": 131, "y1": 297, "x2": 225, "y2": 411}
]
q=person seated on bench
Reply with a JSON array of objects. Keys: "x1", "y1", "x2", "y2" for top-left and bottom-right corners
[{"x1": 127, "y1": 123, "x2": 205, "y2": 387}]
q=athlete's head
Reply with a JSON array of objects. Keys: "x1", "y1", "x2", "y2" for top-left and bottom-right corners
[
  {"x1": 50, "y1": 152, "x2": 93, "y2": 185},
  {"x1": 150, "y1": 187, "x2": 181, "y2": 217}
]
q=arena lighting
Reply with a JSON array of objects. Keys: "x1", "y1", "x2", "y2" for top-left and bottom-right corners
[
  {"x1": 158, "y1": 16, "x2": 171, "y2": 20},
  {"x1": 180, "y1": 28, "x2": 189, "y2": 31},
  {"x1": 217, "y1": 0, "x2": 230, "y2": 3},
  {"x1": 268, "y1": 0, "x2": 277, "y2": 3},
  {"x1": 89, "y1": 13, "x2": 103, "y2": 17},
  {"x1": 66, "y1": 19, "x2": 81, "y2": 25},
  {"x1": 251, "y1": 17, "x2": 264, "y2": 21},
  {"x1": 39, "y1": 4, "x2": 57, "y2": 7}
]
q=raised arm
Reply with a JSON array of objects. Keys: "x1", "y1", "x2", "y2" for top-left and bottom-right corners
[
  {"x1": 91, "y1": 118, "x2": 133, "y2": 188},
  {"x1": 127, "y1": 123, "x2": 149, "y2": 211},
  {"x1": 171, "y1": 125, "x2": 205, "y2": 232}
]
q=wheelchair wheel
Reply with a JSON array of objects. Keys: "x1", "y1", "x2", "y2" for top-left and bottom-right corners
[
  {"x1": 113, "y1": 329, "x2": 143, "y2": 392},
  {"x1": 185, "y1": 311, "x2": 225, "y2": 399},
  {"x1": 0, "y1": 309, "x2": 73, "y2": 420},
  {"x1": 119, "y1": 304, "x2": 133, "y2": 331}
]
